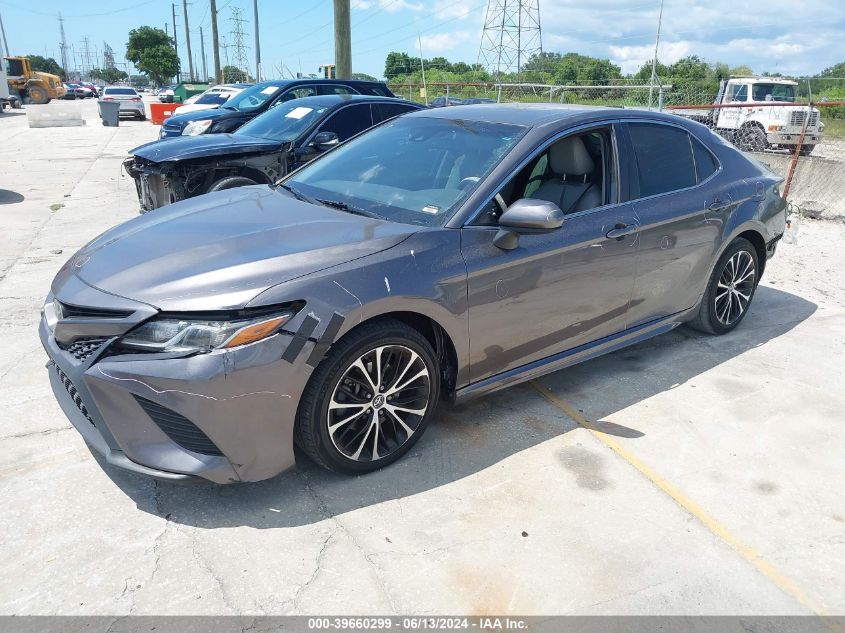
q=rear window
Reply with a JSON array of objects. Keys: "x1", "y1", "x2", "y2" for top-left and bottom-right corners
[
  {"x1": 104, "y1": 88, "x2": 137, "y2": 95},
  {"x1": 628, "y1": 123, "x2": 697, "y2": 198},
  {"x1": 356, "y1": 84, "x2": 393, "y2": 97}
]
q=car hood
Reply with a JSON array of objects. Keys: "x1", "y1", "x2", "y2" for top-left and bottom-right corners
[
  {"x1": 130, "y1": 133, "x2": 279, "y2": 163},
  {"x1": 174, "y1": 102, "x2": 219, "y2": 114},
  {"x1": 70, "y1": 186, "x2": 418, "y2": 311}
]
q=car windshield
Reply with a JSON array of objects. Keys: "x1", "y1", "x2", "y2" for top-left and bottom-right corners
[
  {"x1": 751, "y1": 83, "x2": 795, "y2": 102},
  {"x1": 195, "y1": 92, "x2": 232, "y2": 105},
  {"x1": 223, "y1": 83, "x2": 285, "y2": 112},
  {"x1": 285, "y1": 116, "x2": 525, "y2": 227},
  {"x1": 236, "y1": 100, "x2": 331, "y2": 141}
]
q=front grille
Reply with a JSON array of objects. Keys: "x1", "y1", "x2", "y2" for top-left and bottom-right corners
[
  {"x1": 789, "y1": 111, "x2": 819, "y2": 126},
  {"x1": 134, "y1": 395, "x2": 224, "y2": 456},
  {"x1": 57, "y1": 337, "x2": 110, "y2": 362},
  {"x1": 50, "y1": 361, "x2": 95, "y2": 425},
  {"x1": 58, "y1": 302, "x2": 133, "y2": 319}
]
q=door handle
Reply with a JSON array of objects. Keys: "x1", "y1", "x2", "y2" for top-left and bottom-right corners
[
  {"x1": 708, "y1": 197, "x2": 732, "y2": 212},
  {"x1": 605, "y1": 223, "x2": 638, "y2": 240}
]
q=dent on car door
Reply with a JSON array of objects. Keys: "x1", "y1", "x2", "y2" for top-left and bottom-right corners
[
  {"x1": 622, "y1": 122, "x2": 724, "y2": 327},
  {"x1": 461, "y1": 125, "x2": 639, "y2": 383}
]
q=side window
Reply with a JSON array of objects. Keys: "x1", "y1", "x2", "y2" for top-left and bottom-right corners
[
  {"x1": 321, "y1": 85, "x2": 356, "y2": 95},
  {"x1": 318, "y1": 104, "x2": 374, "y2": 142},
  {"x1": 627, "y1": 123, "x2": 697, "y2": 198},
  {"x1": 472, "y1": 127, "x2": 615, "y2": 226},
  {"x1": 729, "y1": 84, "x2": 747, "y2": 102},
  {"x1": 373, "y1": 102, "x2": 418, "y2": 123},
  {"x1": 278, "y1": 85, "x2": 318, "y2": 102},
  {"x1": 691, "y1": 135, "x2": 718, "y2": 183}
]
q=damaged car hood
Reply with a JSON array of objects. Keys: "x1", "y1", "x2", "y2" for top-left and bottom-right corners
[
  {"x1": 68, "y1": 186, "x2": 418, "y2": 311},
  {"x1": 131, "y1": 133, "x2": 280, "y2": 163}
]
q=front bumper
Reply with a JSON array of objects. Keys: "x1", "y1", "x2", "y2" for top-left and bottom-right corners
[
  {"x1": 123, "y1": 158, "x2": 179, "y2": 212},
  {"x1": 39, "y1": 284, "x2": 314, "y2": 483},
  {"x1": 766, "y1": 131, "x2": 822, "y2": 146}
]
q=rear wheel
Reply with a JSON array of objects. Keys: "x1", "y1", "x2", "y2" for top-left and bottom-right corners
[
  {"x1": 207, "y1": 176, "x2": 257, "y2": 192},
  {"x1": 295, "y1": 319, "x2": 440, "y2": 474},
  {"x1": 688, "y1": 238, "x2": 759, "y2": 335}
]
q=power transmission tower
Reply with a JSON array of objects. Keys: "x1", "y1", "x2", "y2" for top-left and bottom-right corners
[
  {"x1": 228, "y1": 6, "x2": 249, "y2": 80},
  {"x1": 58, "y1": 13, "x2": 70, "y2": 78},
  {"x1": 477, "y1": 0, "x2": 543, "y2": 82},
  {"x1": 103, "y1": 42, "x2": 115, "y2": 69}
]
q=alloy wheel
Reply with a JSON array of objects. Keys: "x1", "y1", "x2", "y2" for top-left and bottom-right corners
[
  {"x1": 714, "y1": 250, "x2": 756, "y2": 326},
  {"x1": 327, "y1": 345, "x2": 431, "y2": 462}
]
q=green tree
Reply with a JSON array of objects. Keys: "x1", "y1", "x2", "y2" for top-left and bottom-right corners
[
  {"x1": 26, "y1": 55, "x2": 65, "y2": 80},
  {"x1": 351, "y1": 72, "x2": 377, "y2": 81},
  {"x1": 818, "y1": 62, "x2": 845, "y2": 77},
  {"x1": 222, "y1": 65, "x2": 249, "y2": 82},
  {"x1": 130, "y1": 74, "x2": 150, "y2": 87},
  {"x1": 730, "y1": 64, "x2": 754, "y2": 76},
  {"x1": 90, "y1": 67, "x2": 128, "y2": 84},
  {"x1": 126, "y1": 26, "x2": 179, "y2": 86}
]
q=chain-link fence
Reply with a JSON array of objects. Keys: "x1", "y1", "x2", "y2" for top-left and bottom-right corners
[{"x1": 388, "y1": 80, "x2": 845, "y2": 222}]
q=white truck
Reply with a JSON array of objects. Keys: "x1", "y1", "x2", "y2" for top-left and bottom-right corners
[{"x1": 674, "y1": 76, "x2": 823, "y2": 155}]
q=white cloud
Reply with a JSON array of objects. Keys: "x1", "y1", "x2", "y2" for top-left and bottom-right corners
[
  {"x1": 609, "y1": 41, "x2": 693, "y2": 74},
  {"x1": 418, "y1": 30, "x2": 473, "y2": 53},
  {"x1": 432, "y1": 0, "x2": 473, "y2": 20}
]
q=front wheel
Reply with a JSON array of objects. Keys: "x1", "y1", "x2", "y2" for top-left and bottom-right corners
[
  {"x1": 28, "y1": 86, "x2": 48, "y2": 104},
  {"x1": 295, "y1": 319, "x2": 440, "y2": 474},
  {"x1": 207, "y1": 176, "x2": 257, "y2": 193},
  {"x1": 688, "y1": 238, "x2": 759, "y2": 335}
]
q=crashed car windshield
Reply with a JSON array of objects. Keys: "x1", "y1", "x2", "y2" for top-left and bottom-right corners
[
  {"x1": 221, "y1": 83, "x2": 282, "y2": 112},
  {"x1": 236, "y1": 100, "x2": 332, "y2": 141},
  {"x1": 286, "y1": 116, "x2": 525, "y2": 227}
]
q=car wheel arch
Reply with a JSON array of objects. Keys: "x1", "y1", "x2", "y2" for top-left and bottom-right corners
[{"x1": 695, "y1": 224, "x2": 768, "y2": 309}]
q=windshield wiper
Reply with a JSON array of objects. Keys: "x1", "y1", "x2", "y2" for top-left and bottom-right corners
[
  {"x1": 275, "y1": 183, "x2": 318, "y2": 205},
  {"x1": 316, "y1": 198, "x2": 381, "y2": 219}
]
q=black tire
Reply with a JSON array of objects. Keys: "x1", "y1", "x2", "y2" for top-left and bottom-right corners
[
  {"x1": 295, "y1": 318, "x2": 441, "y2": 475},
  {"x1": 28, "y1": 86, "x2": 48, "y2": 104},
  {"x1": 207, "y1": 176, "x2": 257, "y2": 193},
  {"x1": 688, "y1": 238, "x2": 760, "y2": 335},
  {"x1": 739, "y1": 124, "x2": 767, "y2": 152}
]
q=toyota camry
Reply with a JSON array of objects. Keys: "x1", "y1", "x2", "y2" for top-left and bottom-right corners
[{"x1": 40, "y1": 104, "x2": 786, "y2": 483}]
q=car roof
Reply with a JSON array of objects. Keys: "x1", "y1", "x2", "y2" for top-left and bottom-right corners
[
  {"x1": 251, "y1": 78, "x2": 389, "y2": 89},
  {"x1": 404, "y1": 102, "x2": 687, "y2": 127},
  {"x1": 277, "y1": 94, "x2": 416, "y2": 107}
]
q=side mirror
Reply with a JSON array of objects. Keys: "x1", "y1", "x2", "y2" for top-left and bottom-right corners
[
  {"x1": 493, "y1": 198, "x2": 564, "y2": 250},
  {"x1": 312, "y1": 131, "x2": 339, "y2": 151}
]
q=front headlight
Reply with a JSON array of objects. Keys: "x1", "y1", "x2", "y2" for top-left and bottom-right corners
[
  {"x1": 119, "y1": 312, "x2": 294, "y2": 353},
  {"x1": 182, "y1": 119, "x2": 214, "y2": 136}
]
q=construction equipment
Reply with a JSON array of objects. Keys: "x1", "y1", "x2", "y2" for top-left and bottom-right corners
[{"x1": 4, "y1": 56, "x2": 66, "y2": 104}]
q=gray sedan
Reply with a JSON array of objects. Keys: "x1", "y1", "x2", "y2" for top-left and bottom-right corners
[{"x1": 40, "y1": 104, "x2": 786, "y2": 483}]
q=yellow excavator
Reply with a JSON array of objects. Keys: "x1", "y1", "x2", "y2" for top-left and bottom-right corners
[{"x1": 4, "y1": 56, "x2": 66, "y2": 104}]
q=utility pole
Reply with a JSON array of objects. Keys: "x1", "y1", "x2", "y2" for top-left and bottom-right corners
[
  {"x1": 0, "y1": 11, "x2": 10, "y2": 57},
  {"x1": 171, "y1": 3, "x2": 179, "y2": 82},
  {"x1": 648, "y1": 0, "x2": 665, "y2": 110},
  {"x1": 333, "y1": 0, "x2": 351, "y2": 79},
  {"x1": 200, "y1": 26, "x2": 208, "y2": 82},
  {"x1": 253, "y1": 0, "x2": 261, "y2": 81},
  {"x1": 210, "y1": 0, "x2": 221, "y2": 83},
  {"x1": 183, "y1": 0, "x2": 194, "y2": 82},
  {"x1": 58, "y1": 13, "x2": 70, "y2": 79}
]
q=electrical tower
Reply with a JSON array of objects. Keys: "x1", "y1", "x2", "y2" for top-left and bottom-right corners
[
  {"x1": 228, "y1": 6, "x2": 250, "y2": 80},
  {"x1": 477, "y1": 0, "x2": 543, "y2": 81},
  {"x1": 103, "y1": 43, "x2": 115, "y2": 69}
]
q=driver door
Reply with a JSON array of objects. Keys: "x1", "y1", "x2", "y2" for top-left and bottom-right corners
[{"x1": 460, "y1": 125, "x2": 639, "y2": 382}]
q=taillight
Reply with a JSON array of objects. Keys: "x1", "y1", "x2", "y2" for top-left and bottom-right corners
[
  {"x1": 131, "y1": 97, "x2": 142, "y2": 102},
  {"x1": 103, "y1": 97, "x2": 114, "y2": 101}
]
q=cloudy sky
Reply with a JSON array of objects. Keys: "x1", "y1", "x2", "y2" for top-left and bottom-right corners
[{"x1": 1, "y1": 0, "x2": 842, "y2": 80}]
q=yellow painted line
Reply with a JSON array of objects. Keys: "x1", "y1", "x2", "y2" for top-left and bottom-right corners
[{"x1": 529, "y1": 380, "x2": 829, "y2": 617}]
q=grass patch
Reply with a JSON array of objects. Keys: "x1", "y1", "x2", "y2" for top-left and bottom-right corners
[
  {"x1": 49, "y1": 203, "x2": 64, "y2": 211},
  {"x1": 823, "y1": 118, "x2": 845, "y2": 139}
]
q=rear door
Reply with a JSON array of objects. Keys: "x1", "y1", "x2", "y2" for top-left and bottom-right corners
[{"x1": 622, "y1": 122, "x2": 724, "y2": 327}]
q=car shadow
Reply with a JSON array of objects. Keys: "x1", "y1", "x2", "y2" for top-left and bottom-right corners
[
  {"x1": 105, "y1": 285, "x2": 816, "y2": 528},
  {"x1": 0, "y1": 189, "x2": 24, "y2": 204}
]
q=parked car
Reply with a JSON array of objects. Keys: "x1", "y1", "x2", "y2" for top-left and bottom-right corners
[
  {"x1": 100, "y1": 86, "x2": 145, "y2": 120},
  {"x1": 40, "y1": 104, "x2": 786, "y2": 483},
  {"x1": 462, "y1": 97, "x2": 497, "y2": 104},
  {"x1": 81, "y1": 82, "x2": 99, "y2": 97},
  {"x1": 126, "y1": 95, "x2": 420, "y2": 211},
  {"x1": 176, "y1": 84, "x2": 252, "y2": 114},
  {"x1": 159, "y1": 78, "x2": 397, "y2": 138},
  {"x1": 430, "y1": 96, "x2": 465, "y2": 107},
  {"x1": 66, "y1": 83, "x2": 93, "y2": 99},
  {"x1": 61, "y1": 83, "x2": 78, "y2": 100},
  {"x1": 158, "y1": 85, "x2": 176, "y2": 103}
]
